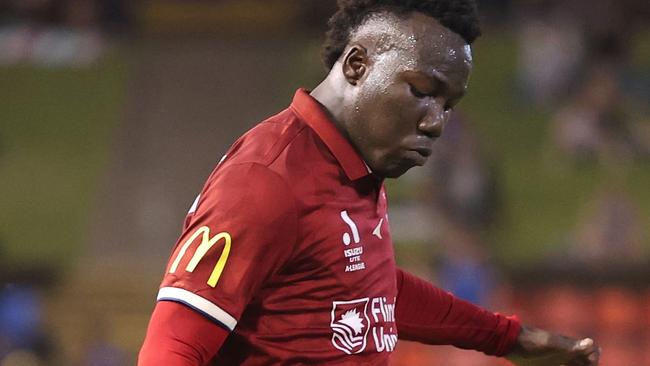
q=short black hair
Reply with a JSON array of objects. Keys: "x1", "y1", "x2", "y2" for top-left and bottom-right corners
[{"x1": 322, "y1": 0, "x2": 481, "y2": 70}]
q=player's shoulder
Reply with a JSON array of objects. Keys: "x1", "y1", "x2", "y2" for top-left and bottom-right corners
[
  {"x1": 203, "y1": 104, "x2": 341, "y2": 201},
  {"x1": 217, "y1": 106, "x2": 330, "y2": 177},
  {"x1": 195, "y1": 108, "x2": 309, "y2": 210},
  {"x1": 225, "y1": 108, "x2": 306, "y2": 166}
]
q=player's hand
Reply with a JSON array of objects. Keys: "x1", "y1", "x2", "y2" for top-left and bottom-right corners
[{"x1": 505, "y1": 325, "x2": 600, "y2": 366}]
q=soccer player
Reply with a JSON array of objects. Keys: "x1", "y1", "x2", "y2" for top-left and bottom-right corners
[{"x1": 139, "y1": 1, "x2": 600, "y2": 365}]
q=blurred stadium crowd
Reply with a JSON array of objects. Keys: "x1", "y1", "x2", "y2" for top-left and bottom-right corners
[
  {"x1": 0, "y1": 0, "x2": 129, "y2": 66},
  {"x1": 0, "y1": 0, "x2": 648, "y2": 365}
]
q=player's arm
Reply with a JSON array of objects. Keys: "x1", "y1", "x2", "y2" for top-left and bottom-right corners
[
  {"x1": 394, "y1": 268, "x2": 519, "y2": 355},
  {"x1": 394, "y1": 269, "x2": 600, "y2": 365},
  {"x1": 139, "y1": 301, "x2": 228, "y2": 365},
  {"x1": 138, "y1": 162, "x2": 298, "y2": 365}
]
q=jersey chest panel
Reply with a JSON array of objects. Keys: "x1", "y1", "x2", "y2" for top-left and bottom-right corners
[{"x1": 232, "y1": 181, "x2": 399, "y2": 361}]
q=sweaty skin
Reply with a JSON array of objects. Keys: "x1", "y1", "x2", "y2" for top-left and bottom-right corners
[{"x1": 312, "y1": 11, "x2": 472, "y2": 178}]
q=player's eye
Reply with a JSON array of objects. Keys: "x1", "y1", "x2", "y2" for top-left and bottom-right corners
[
  {"x1": 444, "y1": 98, "x2": 460, "y2": 112},
  {"x1": 409, "y1": 84, "x2": 428, "y2": 99}
]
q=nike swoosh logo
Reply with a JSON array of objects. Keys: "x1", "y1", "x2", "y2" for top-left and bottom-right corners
[{"x1": 372, "y1": 218, "x2": 383, "y2": 239}]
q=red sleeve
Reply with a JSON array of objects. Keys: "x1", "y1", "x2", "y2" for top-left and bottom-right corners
[
  {"x1": 395, "y1": 268, "x2": 520, "y2": 356},
  {"x1": 139, "y1": 301, "x2": 228, "y2": 366},
  {"x1": 157, "y1": 162, "x2": 298, "y2": 333}
]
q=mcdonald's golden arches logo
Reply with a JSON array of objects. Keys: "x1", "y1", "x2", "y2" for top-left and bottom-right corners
[{"x1": 169, "y1": 226, "x2": 232, "y2": 288}]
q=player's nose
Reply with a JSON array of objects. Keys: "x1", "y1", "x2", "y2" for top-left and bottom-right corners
[{"x1": 417, "y1": 101, "x2": 447, "y2": 138}]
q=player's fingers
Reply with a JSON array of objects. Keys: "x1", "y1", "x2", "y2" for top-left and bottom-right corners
[
  {"x1": 575, "y1": 338, "x2": 600, "y2": 357},
  {"x1": 563, "y1": 338, "x2": 599, "y2": 366},
  {"x1": 587, "y1": 346, "x2": 601, "y2": 365},
  {"x1": 568, "y1": 344, "x2": 600, "y2": 366},
  {"x1": 572, "y1": 338, "x2": 594, "y2": 352},
  {"x1": 579, "y1": 340, "x2": 600, "y2": 366}
]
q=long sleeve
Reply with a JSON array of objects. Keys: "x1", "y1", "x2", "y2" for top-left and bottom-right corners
[
  {"x1": 138, "y1": 301, "x2": 229, "y2": 366},
  {"x1": 140, "y1": 162, "x2": 298, "y2": 365},
  {"x1": 394, "y1": 268, "x2": 520, "y2": 356}
]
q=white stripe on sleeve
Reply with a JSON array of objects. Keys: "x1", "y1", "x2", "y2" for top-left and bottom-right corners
[{"x1": 157, "y1": 287, "x2": 237, "y2": 331}]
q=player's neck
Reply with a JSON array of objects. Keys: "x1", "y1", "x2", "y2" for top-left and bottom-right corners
[{"x1": 310, "y1": 76, "x2": 352, "y2": 141}]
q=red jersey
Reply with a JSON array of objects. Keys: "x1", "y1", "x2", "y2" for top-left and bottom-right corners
[{"x1": 159, "y1": 89, "x2": 399, "y2": 365}]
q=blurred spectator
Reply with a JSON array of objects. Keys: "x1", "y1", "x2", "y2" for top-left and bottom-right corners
[
  {"x1": 0, "y1": 243, "x2": 55, "y2": 365},
  {"x1": 0, "y1": 285, "x2": 52, "y2": 365},
  {"x1": 515, "y1": 2, "x2": 584, "y2": 106},
  {"x1": 427, "y1": 113, "x2": 501, "y2": 307},
  {"x1": 428, "y1": 113, "x2": 501, "y2": 233},
  {"x1": 436, "y1": 221, "x2": 496, "y2": 307},
  {"x1": 550, "y1": 64, "x2": 642, "y2": 165},
  {"x1": 0, "y1": 0, "x2": 121, "y2": 66},
  {"x1": 566, "y1": 186, "x2": 646, "y2": 265},
  {"x1": 514, "y1": 0, "x2": 649, "y2": 109},
  {"x1": 0, "y1": 286, "x2": 41, "y2": 352}
]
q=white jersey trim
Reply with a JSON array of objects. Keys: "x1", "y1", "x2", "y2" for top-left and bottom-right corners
[
  {"x1": 187, "y1": 194, "x2": 200, "y2": 214},
  {"x1": 157, "y1": 287, "x2": 237, "y2": 331}
]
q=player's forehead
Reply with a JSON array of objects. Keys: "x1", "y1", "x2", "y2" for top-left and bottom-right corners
[{"x1": 351, "y1": 11, "x2": 472, "y2": 74}]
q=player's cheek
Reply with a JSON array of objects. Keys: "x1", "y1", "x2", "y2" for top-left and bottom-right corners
[{"x1": 392, "y1": 98, "x2": 423, "y2": 132}]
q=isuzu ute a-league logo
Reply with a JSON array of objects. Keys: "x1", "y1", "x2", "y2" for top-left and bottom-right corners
[{"x1": 330, "y1": 298, "x2": 370, "y2": 354}]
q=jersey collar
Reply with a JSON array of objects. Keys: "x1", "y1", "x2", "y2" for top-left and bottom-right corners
[{"x1": 291, "y1": 89, "x2": 372, "y2": 181}]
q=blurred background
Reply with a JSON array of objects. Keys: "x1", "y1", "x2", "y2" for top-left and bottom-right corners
[{"x1": 0, "y1": 0, "x2": 648, "y2": 365}]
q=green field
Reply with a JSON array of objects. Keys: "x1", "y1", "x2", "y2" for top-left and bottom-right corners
[{"x1": 0, "y1": 51, "x2": 127, "y2": 267}]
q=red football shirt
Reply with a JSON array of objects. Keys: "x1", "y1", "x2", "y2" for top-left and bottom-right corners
[
  {"x1": 159, "y1": 89, "x2": 399, "y2": 364},
  {"x1": 154, "y1": 89, "x2": 521, "y2": 365}
]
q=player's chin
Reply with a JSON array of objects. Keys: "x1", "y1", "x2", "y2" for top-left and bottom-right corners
[{"x1": 382, "y1": 162, "x2": 420, "y2": 178}]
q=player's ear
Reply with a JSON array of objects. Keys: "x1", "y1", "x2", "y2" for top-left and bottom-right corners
[{"x1": 342, "y1": 45, "x2": 369, "y2": 86}]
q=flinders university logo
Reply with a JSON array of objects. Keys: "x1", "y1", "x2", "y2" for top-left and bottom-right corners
[{"x1": 330, "y1": 298, "x2": 370, "y2": 354}]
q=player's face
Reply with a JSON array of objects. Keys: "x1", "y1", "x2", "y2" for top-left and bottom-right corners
[{"x1": 344, "y1": 13, "x2": 473, "y2": 178}]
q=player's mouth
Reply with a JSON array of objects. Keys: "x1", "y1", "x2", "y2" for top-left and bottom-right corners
[
  {"x1": 404, "y1": 146, "x2": 432, "y2": 165},
  {"x1": 411, "y1": 146, "x2": 432, "y2": 158}
]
